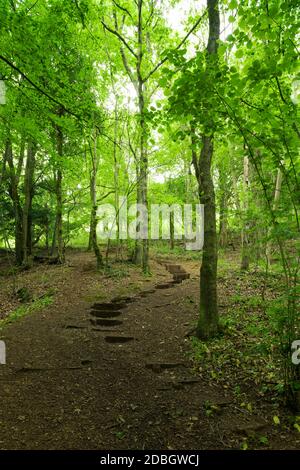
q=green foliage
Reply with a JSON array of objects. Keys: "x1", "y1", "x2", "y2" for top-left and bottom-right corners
[{"x1": 190, "y1": 264, "x2": 287, "y2": 399}]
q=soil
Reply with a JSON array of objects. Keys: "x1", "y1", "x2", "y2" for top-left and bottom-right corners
[{"x1": 0, "y1": 249, "x2": 299, "y2": 450}]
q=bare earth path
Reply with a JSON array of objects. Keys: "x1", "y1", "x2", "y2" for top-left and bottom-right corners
[{"x1": 0, "y1": 251, "x2": 297, "y2": 449}]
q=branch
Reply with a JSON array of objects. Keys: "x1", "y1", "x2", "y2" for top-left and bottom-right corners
[
  {"x1": 112, "y1": 0, "x2": 133, "y2": 21},
  {"x1": 0, "y1": 54, "x2": 81, "y2": 120},
  {"x1": 240, "y1": 98, "x2": 264, "y2": 112},
  {"x1": 293, "y1": 122, "x2": 300, "y2": 140},
  {"x1": 74, "y1": 0, "x2": 86, "y2": 28},
  {"x1": 120, "y1": 47, "x2": 137, "y2": 89},
  {"x1": 26, "y1": 0, "x2": 39, "y2": 14},
  {"x1": 97, "y1": 190, "x2": 115, "y2": 202},
  {"x1": 144, "y1": 0, "x2": 154, "y2": 29},
  {"x1": 0, "y1": 147, "x2": 7, "y2": 187},
  {"x1": 101, "y1": 21, "x2": 137, "y2": 58},
  {"x1": 190, "y1": 123, "x2": 200, "y2": 188},
  {"x1": 275, "y1": 76, "x2": 287, "y2": 105},
  {"x1": 143, "y1": 10, "x2": 207, "y2": 83},
  {"x1": 9, "y1": 0, "x2": 16, "y2": 11}
]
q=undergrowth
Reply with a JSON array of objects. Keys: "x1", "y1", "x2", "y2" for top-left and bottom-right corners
[{"x1": 0, "y1": 294, "x2": 54, "y2": 330}]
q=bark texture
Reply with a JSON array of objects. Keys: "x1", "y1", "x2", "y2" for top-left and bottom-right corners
[{"x1": 193, "y1": 0, "x2": 220, "y2": 339}]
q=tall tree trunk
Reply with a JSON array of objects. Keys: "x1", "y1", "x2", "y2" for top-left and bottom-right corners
[
  {"x1": 170, "y1": 211, "x2": 175, "y2": 250},
  {"x1": 108, "y1": 1, "x2": 149, "y2": 271},
  {"x1": 90, "y1": 130, "x2": 103, "y2": 270},
  {"x1": 132, "y1": 164, "x2": 143, "y2": 265},
  {"x1": 51, "y1": 216, "x2": 57, "y2": 257},
  {"x1": 266, "y1": 167, "x2": 283, "y2": 266},
  {"x1": 45, "y1": 203, "x2": 50, "y2": 255},
  {"x1": 197, "y1": 136, "x2": 219, "y2": 338},
  {"x1": 55, "y1": 124, "x2": 64, "y2": 264},
  {"x1": 134, "y1": 0, "x2": 149, "y2": 273},
  {"x1": 6, "y1": 140, "x2": 23, "y2": 265},
  {"x1": 193, "y1": 0, "x2": 220, "y2": 339},
  {"x1": 219, "y1": 190, "x2": 228, "y2": 248},
  {"x1": 113, "y1": 98, "x2": 120, "y2": 260},
  {"x1": 22, "y1": 141, "x2": 36, "y2": 266},
  {"x1": 241, "y1": 156, "x2": 250, "y2": 270},
  {"x1": 87, "y1": 211, "x2": 93, "y2": 251},
  {"x1": 185, "y1": 162, "x2": 192, "y2": 202}
]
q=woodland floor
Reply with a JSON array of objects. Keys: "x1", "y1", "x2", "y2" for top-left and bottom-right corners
[{"x1": 0, "y1": 248, "x2": 299, "y2": 450}]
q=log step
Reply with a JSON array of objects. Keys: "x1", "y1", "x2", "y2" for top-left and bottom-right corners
[
  {"x1": 105, "y1": 336, "x2": 134, "y2": 344},
  {"x1": 92, "y1": 302, "x2": 127, "y2": 311},
  {"x1": 90, "y1": 310, "x2": 122, "y2": 318},
  {"x1": 90, "y1": 318, "x2": 122, "y2": 327}
]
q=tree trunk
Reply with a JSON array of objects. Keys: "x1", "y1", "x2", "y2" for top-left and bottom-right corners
[
  {"x1": 22, "y1": 141, "x2": 36, "y2": 266},
  {"x1": 266, "y1": 167, "x2": 283, "y2": 266},
  {"x1": 113, "y1": 98, "x2": 120, "y2": 260},
  {"x1": 6, "y1": 140, "x2": 23, "y2": 265},
  {"x1": 134, "y1": 0, "x2": 149, "y2": 273},
  {"x1": 87, "y1": 210, "x2": 93, "y2": 251},
  {"x1": 132, "y1": 164, "x2": 143, "y2": 265},
  {"x1": 219, "y1": 191, "x2": 228, "y2": 248},
  {"x1": 170, "y1": 211, "x2": 174, "y2": 250},
  {"x1": 90, "y1": 130, "x2": 103, "y2": 270},
  {"x1": 55, "y1": 124, "x2": 64, "y2": 264},
  {"x1": 45, "y1": 204, "x2": 50, "y2": 255},
  {"x1": 241, "y1": 156, "x2": 250, "y2": 270},
  {"x1": 51, "y1": 216, "x2": 57, "y2": 257},
  {"x1": 193, "y1": 0, "x2": 220, "y2": 339},
  {"x1": 197, "y1": 136, "x2": 219, "y2": 338},
  {"x1": 109, "y1": 1, "x2": 149, "y2": 271}
]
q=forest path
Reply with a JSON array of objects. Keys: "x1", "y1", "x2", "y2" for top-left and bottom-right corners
[{"x1": 0, "y1": 252, "x2": 270, "y2": 449}]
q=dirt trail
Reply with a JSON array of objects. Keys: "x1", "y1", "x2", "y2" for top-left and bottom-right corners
[{"x1": 0, "y1": 253, "x2": 288, "y2": 450}]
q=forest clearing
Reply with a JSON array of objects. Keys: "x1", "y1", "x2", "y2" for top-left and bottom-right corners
[{"x1": 0, "y1": 0, "x2": 299, "y2": 459}]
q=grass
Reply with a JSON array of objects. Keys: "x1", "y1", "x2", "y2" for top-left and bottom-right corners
[
  {"x1": 150, "y1": 241, "x2": 201, "y2": 260},
  {"x1": 0, "y1": 294, "x2": 53, "y2": 330},
  {"x1": 102, "y1": 265, "x2": 129, "y2": 279}
]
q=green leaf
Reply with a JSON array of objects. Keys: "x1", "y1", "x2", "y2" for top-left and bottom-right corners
[
  {"x1": 229, "y1": 0, "x2": 238, "y2": 8},
  {"x1": 294, "y1": 423, "x2": 300, "y2": 433},
  {"x1": 273, "y1": 416, "x2": 280, "y2": 425},
  {"x1": 259, "y1": 436, "x2": 268, "y2": 445},
  {"x1": 241, "y1": 441, "x2": 248, "y2": 450},
  {"x1": 235, "y1": 49, "x2": 243, "y2": 59}
]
